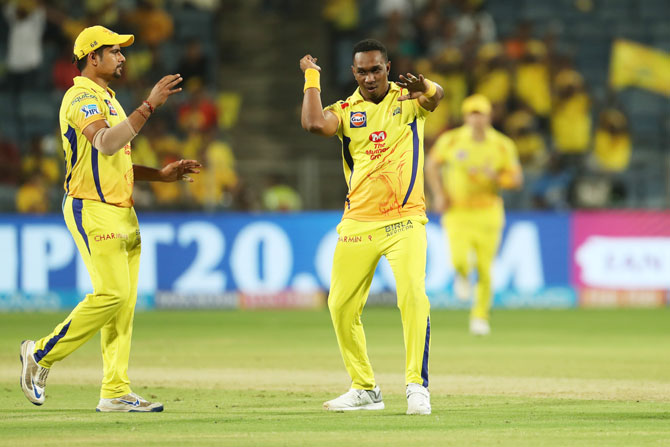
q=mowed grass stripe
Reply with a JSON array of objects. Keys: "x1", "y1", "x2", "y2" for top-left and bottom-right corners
[{"x1": 0, "y1": 309, "x2": 668, "y2": 446}]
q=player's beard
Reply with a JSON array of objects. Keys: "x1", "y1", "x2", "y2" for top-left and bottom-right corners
[{"x1": 113, "y1": 65, "x2": 123, "y2": 78}]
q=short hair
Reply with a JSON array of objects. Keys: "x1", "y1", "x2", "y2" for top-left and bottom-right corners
[
  {"x1": 352, "y1": 39, "x2": 388, "y2": 62},
  {"x1": 73, "y1": 45, "x2": 111, "y2": 72}
]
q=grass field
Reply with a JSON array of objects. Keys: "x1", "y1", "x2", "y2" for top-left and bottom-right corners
[{"x1": 1, "y1": 308, "x2": 669, "y2": 446}]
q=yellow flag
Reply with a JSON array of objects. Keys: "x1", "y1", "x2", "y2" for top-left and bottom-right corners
[{"x1": 609, "y1": 39, "x2": 670, "y2": 96}]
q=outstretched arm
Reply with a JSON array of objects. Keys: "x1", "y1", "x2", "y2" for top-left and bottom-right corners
[
  {"x1": 133, "y1": 159, "x2": 202, "y2": 183},
  {"x1": 299, "y1": 54, "x2": 340, "y2": 137},
  {"x1": 397, "y1": 73, "x2": 444, "y2": 112},
  {"x1": 82, "y1": 74, "x2": 183, "y2": 156}
]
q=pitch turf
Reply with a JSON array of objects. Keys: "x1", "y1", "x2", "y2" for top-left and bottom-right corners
[{"x1": 1, "y1": 308, "x2": 668, "y2": 446}]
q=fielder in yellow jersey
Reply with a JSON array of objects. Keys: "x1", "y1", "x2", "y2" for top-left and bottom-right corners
[
  {"x1": 19, "y1": 25, "x2": 201, "y2": 412},
  {"x1": 300, "y1": 39, "x2": 444, "y2": 415},
  {"x1": 426, "y1": 94, "x2": 523, "y2": 336}
]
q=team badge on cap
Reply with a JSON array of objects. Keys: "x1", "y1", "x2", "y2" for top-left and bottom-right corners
[{"x1": 350, "y1": 111, "x2": 367, "y2": 128}]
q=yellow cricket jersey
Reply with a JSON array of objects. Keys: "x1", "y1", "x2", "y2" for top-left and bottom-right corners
[
  {"x1": 324, "y1": 82, "x2": 430, "y2": 221},
  {"x1": 59, "y1": 76, "x2": 134, "y2": 207},
  {"x1": 431, "y1": 125, "x2": 521, "y2": 209}
]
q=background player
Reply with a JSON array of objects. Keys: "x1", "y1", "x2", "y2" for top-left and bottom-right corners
[
  {"x1": 300, "y1": 39, "x2": 443, "y2": 415},
  {"x1": 426, "y1": 94, "x2": 522, "y2": 336},
  {"x1": 19, "y1": 25, "x2": 201, "y2": 412}
]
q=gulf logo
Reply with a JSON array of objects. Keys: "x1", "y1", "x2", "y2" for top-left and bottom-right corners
[
  {"x1": 350, "y1": 111, "x2": 367, "y2": 128},
  {"x1": 369, "y1": 131, "x2": 387, "y2": 142}
]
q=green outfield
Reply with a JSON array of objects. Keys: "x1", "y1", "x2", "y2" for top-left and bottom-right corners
[{"x1": 1, "y1": 309, "x2": 668, "y2": 446}]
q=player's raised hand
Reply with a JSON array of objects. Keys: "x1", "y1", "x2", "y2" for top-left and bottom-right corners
[
  {"x1": 159, "y1": 159, "x2": 202, "y2": 183},
  {"x1": 300, "y1": 55, "x2": 321, "y2": 73},
  {"x1": 146, "y1": 74, "x2": 183, "y2": 109},
  {"x1": 397, "y1": 73, "x2": 428, "y2": 101}
]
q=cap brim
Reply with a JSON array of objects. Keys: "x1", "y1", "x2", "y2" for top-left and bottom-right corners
[{"x1": 116, "y1": 34, "x2": 134, "y2": 47}]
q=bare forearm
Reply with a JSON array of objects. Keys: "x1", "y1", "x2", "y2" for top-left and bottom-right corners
[
  {"x1": 301, "y1": 90, "x2": 329, "y2": 134},
  {"x1": 133, "y1": 164, "x2": 164, "y2": 182}
]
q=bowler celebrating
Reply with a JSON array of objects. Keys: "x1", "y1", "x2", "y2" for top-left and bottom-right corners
[
  {"x1": 19, "y1": 26, "x2": 201, "y2": 412},
  {"x1": 300, "y1": 39, "x2": 443, "y2": 415}
]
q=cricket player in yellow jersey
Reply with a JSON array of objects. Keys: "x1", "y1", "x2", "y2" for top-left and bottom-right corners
[
  {"x1": 426, "y1": 94, "x2": 523, "y2": 336},
  {"x1": 19, "y1": 26, "x2": 201, "y2": 412},
  {"x1": 300, "y1": 39, "x2": 444, "y2": 415}
]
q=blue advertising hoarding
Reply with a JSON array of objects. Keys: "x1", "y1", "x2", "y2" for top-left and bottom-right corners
[{"x1": 0, "y1": 211, "x2": 574, "y2": 310}]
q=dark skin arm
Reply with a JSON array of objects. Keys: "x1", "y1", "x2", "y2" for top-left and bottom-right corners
[
  {"x1": 299, "y1": 55, "x2": 340, "y2": 137},
  {"x1": 133, "y1": 159, "x2": 202, "y2": 183},
  {"x1": 397, "y1": 73, "x2": 445, "y2": 112}
]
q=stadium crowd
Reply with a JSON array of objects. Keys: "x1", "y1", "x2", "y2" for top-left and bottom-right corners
[{"x1": 0, "y1": 0, "x2": 657, "y2": 213}]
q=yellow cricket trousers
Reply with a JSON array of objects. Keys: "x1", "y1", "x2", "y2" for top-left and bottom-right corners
[
  {"x1": 33, "y1": 197, "x2": 141, "y2": 399},
  {"x1": 443, "y1": 205, "x2": 504, "y2": 321},
  {"x1": 328, "y1": 216, "x2": 431, "y2": 390}
]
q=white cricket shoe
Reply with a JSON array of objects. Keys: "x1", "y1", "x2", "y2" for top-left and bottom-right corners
[
  {"x1": 470, "y1": 318, "x2": 491, "y2": 336},
  {"x1": 406, "y1": 383, "x2": 431, "y2": 415},
  {"x1": 20, "y1": 340, "x2": 49, "y2": 406},
  {"x1": 323, "y1": 386, "x2": 384, "y2": 411},
  {"x1": 453, "y1": 275, "x2": 472, "y2": 301},
  {"x1": 96, "y1": 392, "x2": 164, "y2": 412}
]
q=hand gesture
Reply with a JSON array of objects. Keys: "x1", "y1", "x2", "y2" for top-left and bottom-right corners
[
  {"x1": 300, "y1": 54, "x2": 321, "y2": 73},
  {"x1": 146, "y1": 74, "x2": 183, "y2": 109},
  {"x1": 397, "y1": 73, "x2": 428, "y2": 101},
  {"x1": 159, "y1": 159, "x2": 202, "y2": 183}
]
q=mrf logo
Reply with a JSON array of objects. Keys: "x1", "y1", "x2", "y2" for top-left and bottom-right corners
[
  {"x1": 350, "y1": 111, "x2": 367, "y2": 128},
  {"x1": 369, "y1": 131, "x2": 386, "y2": 142}
]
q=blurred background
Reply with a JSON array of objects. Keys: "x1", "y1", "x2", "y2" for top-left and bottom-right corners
[{"x1": 0, "y1": 0, "x2": 669, "y2": 311}]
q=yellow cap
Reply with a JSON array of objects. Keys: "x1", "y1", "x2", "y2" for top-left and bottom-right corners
[
  {"x1": 73, "y1": 26, "x2": 134, "y2": 60},
  {"x1": 462, "y1": 94, "x2": 492, "y2": 115}
]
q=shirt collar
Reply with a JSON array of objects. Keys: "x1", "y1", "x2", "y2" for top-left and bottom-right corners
[
  {"x1": 350, "y1": 81, "x2": 401, "y2": 106},
  {"x1": 73, "y1": 76, "x2": 116, "y2": 98}
]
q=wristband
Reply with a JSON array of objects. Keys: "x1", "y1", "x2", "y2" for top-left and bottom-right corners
[
  {"x1": 303, "y1": 68, "x2": 321, "y2": 93},
  {"x1": 136, "y1": 107, "x2": 149, "y2": 120},
  {"x1": 142, "y1": 100, "x2": 155, "y2": 114},
  {"x1": 423, "y1": 80, "x2": 437, "y2": 99}
]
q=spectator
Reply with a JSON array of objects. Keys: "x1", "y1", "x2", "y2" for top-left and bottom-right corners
[
  {"x1": 177, "y1": 39, "x2": 211, "y2": 86},
  {"x1": 262, "y1": 174, "x2": 302, "y2": 212},
  {"x1": 433, "y1": 48, "x2": 467, "y2": 127},
  {"x1": 189, "y1": 130, "x2": 239, "y2": 209},
  {"x1": 591, "y1": 108, "x2": 631, "y2": 173},
  {"x1": 52, "y1": 42, "x2": 79, "y2": 91},
  {"x1": 4, "y1": 0, "x2": 47, "y2": 143},
  {"x1": 21, "y1": 136, "x2": 61, "y2": 187},
  {"x1": 504, "y1": 20, "x2": 533, "y2": 61},
  {"x1": 0, "y1": 133, "x2": 21, "y2": 186},
  {"x1": 504, "y1": 109, "x2": 547, "y2": 170},
  {"x1": 514, "y1": 40, "x2": 552, "y2": 120},
  {"x1": 126, "y1": 0, "x2": 174, "y2": 48},
  {"x1": 531, "y1": 153, "x2": 575, "y2": 210},
  {"x1": 551, "y1": 68, "x2": 591, "y2": 155},
  {"x1": 16, "y1": 171, "x2": 49, "y2": 214},
  {"x1": 473, "y1": 42, "x2": 511, "y2": 126},
  {"x1": 177, "y1": 78, "x2": 219, "y2": 133},
  {"x1": 453, "y1": 0, "x2": 496, "y2": 47}
]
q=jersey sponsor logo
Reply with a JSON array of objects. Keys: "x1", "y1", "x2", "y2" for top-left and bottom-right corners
[
  {"x1": 93, "y1": 232, "x2": 129, "y2": 242},
  {"x1": 338, "y1": 235, "x2": 364, "y2": 243},
  {"x1": 104, "y1": 99, "x2": 118, "y2": 116},
  {"x1": 369, "y1": 131, "x2": 387, "y2": 142},
  {"x1": 80, "y1": 104, "x2": 101, "y2": 118},
  {"x1": 384, "y1": 220, "x2": 414, "y2": 237},
  {"x1": 392, "y1": 106, "x2": 401, "y2": 116},
  {"x1": 350, "y1": 111, "x2": 367, "y2": 128},
  {"x1": 70, "y1": 93, "x2": 97, "y2": 105}
]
